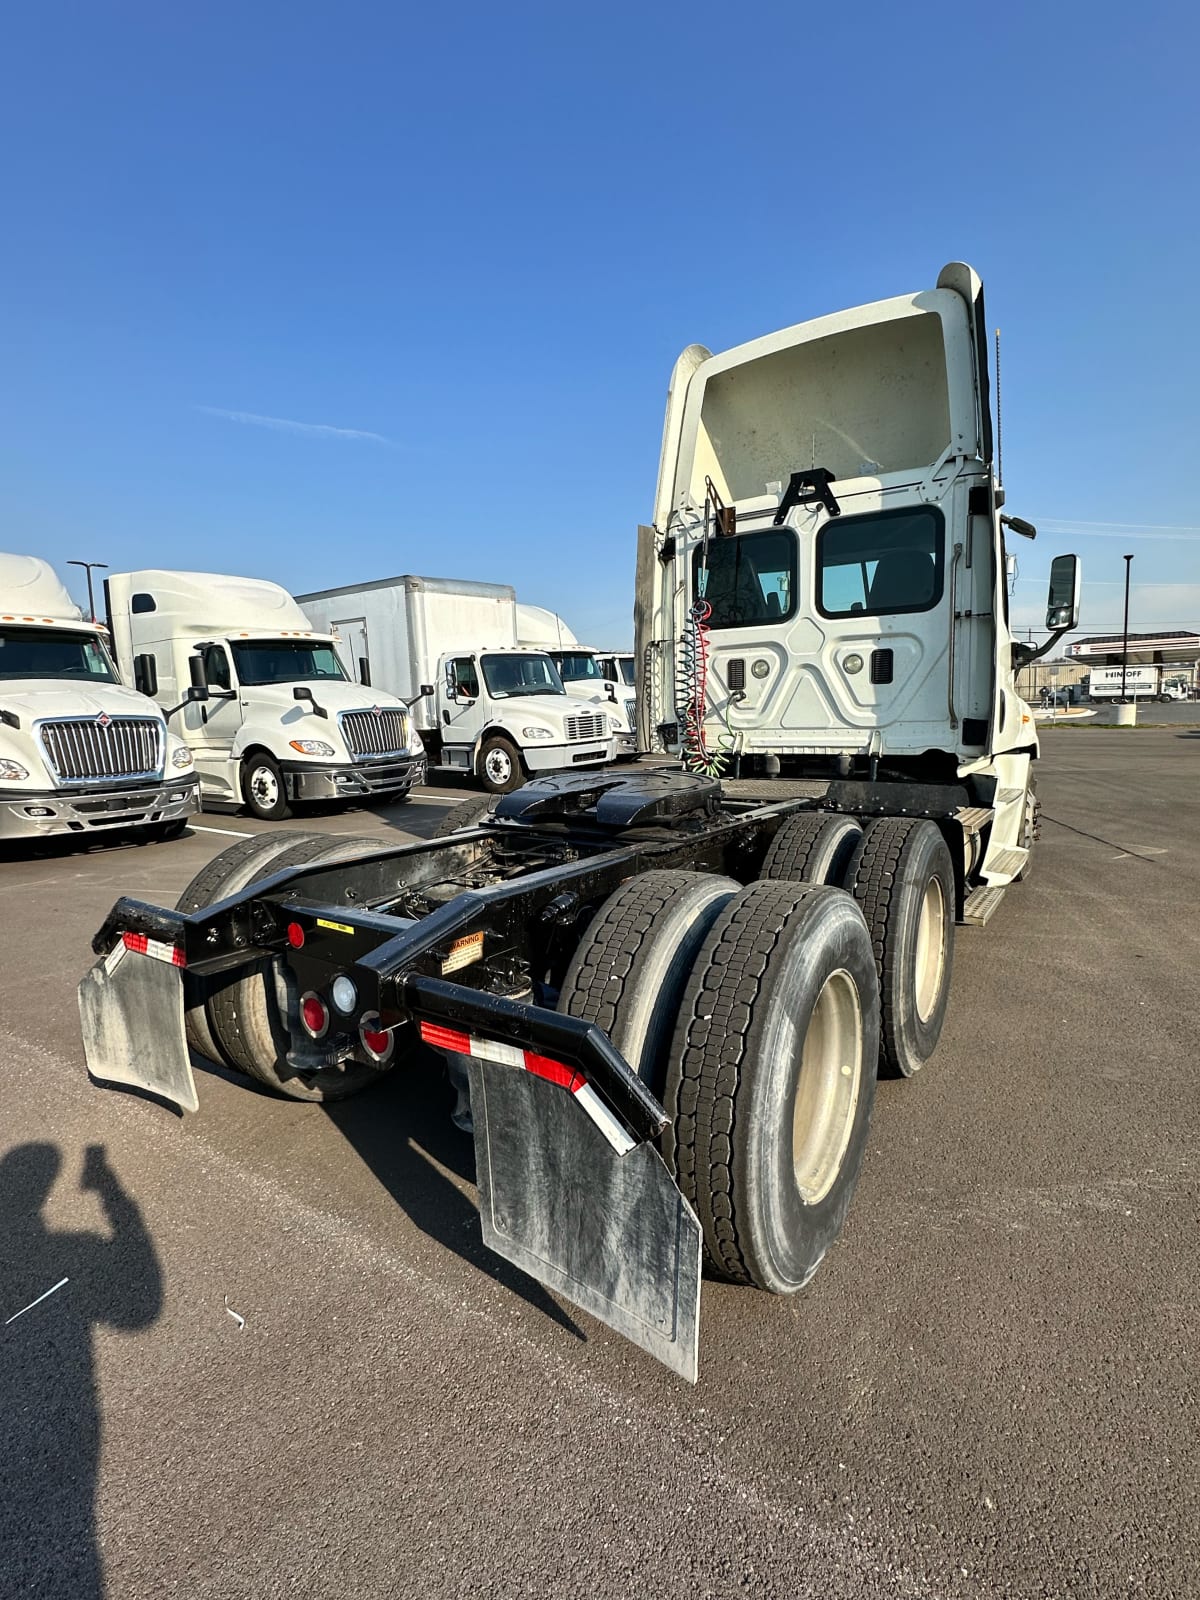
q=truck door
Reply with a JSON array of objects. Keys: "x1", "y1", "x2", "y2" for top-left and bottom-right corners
[
  {"x1": 331, "y1": 617, "x2": 370, "y2": 685},
  {"x1": 181, "y1": 643, "x2": 244, "y2": 797},
  {"x1": 439, "y1": 655, "x2": 486, "y2": 764}
]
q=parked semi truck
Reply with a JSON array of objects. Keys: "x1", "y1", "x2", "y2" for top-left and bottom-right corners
[
  {"x1": 105, "y1": 570, "x2": 423, "y2": 819},
  {"x1": 297, "y1": 575, "x2": 619, "y2": 793},
  {"x1": 0, "y1": 554, "x2": 199, "y2": 842},
  {"x1": 79, "y1": 264, "x2": 1079, "y2": 1380},
  {"x1": 1087, "y1": 665, "x2": 1187, "y2": 702}
]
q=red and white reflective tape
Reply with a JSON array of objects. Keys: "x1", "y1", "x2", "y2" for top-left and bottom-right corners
[
  {"x1": 418, "y1": 1021, "x2": 635, "y2": 1156},
  {"x1": 121, "y1": 931, "x2": 187, "y2": 968}
]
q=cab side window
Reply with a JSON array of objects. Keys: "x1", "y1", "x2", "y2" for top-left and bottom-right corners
[
  {"x1": 449, "y1": 658, "x2": 479, "y2": 698},
  {"x1": 202, "y1": 645, "x2": 232, "y2": 691}
]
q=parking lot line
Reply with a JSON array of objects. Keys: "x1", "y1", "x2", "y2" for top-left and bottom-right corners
[{"x1": 191, "y1": 823, "x2": 254, "y2": 838}]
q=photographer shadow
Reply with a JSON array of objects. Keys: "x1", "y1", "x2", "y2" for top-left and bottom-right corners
[{"x1": 0, "y1": 1144, "x2": 162, "y2": 1599}]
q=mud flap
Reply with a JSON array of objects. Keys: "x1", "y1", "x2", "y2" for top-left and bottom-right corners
[
  {"x1": 469, "y1": 1059, "x2": 702, "y2": 1382},
  {"x1": 78, "y1": 944, "x2": 198, "y2": 1113}
]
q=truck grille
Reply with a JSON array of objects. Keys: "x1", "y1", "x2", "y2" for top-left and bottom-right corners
[
  {"x1": 625, "y1": 699, "x2": 637, "y2": 731},
  {"x1": 339, "y1": 708, "x2": 408, "y2": 758},
  {"x1": 565, "y1": 712, "x2": 607, "y2": 742},
  {"x1": 38, "y1": 717, "x2": 164, "y2": 782}
]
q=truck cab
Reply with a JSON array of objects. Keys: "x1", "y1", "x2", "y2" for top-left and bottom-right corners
[
  {"x1": 542, "y1": 646, "x2": 636, "y2": 760},
  {"x1": 0, "y1": 553, "x2": 199, "y2": 842},
  {"x1": 429, "y1": 645, "x2": 617, "y2": 793},
  {"x1": 639, "y1": 262, "x2": 1081, "y2": 891},
  {"x1": 105, "y1": 570, "x2": 425, "y2": 819}
]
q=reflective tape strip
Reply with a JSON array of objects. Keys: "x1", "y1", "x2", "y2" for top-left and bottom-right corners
[
  {"x1": 416, "y1": 1021, "x2": 635, "y2": 1154},
  {"x1": 121, "y1": 932, "x2": 187, "y2": 968}
]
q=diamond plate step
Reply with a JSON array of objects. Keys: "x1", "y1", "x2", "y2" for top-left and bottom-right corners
[
  {"x1": 955, "y1": 806, "x2": 994, "y2": 835},
  {"x1": 963, "y1": 885, "x2": 1008, "y2": 927},
  {"x1": 984, "y1": 845, "x2": 1028, "y2": 881},
  {"x1": 995, "y1": 787, "x2": 1026, "y2": 806}
]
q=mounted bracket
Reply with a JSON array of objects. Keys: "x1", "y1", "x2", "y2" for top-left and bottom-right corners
[{"x1": 773, "y1": 469, "x2": 841, "y2": 524}]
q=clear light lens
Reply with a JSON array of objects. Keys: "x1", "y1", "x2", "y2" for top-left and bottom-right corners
[
  {"x1": 751, "y1": 660, "x2": 771, "y2": 680},
  {"x1": 843, "y1": 653, "x2": 865, "y2": 675},
  {"x1": 0, "y1": 759, "x2": 30, "y2": 781},
  {"x1": 331, "y1": 975, "x2": 358, "y2": 1014},
  {"x1": 288, "y1": 739, "x2": 336, "y2": 756},
  {"x1": 522, "y1": 726, "x2": 554, "y2": 740},
  {"x1": 171, "y1": 746, "x2": 194, "y2": 769}
]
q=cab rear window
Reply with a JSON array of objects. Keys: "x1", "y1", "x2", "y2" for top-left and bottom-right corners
[
  {"x1": 817, "y1": 509, "x2": 944, "y2": 617},
  {"x1": 692, "y1": 530, "x2": 796, "y2": 629}
]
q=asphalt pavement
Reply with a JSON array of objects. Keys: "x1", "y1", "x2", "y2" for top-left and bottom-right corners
[{"x1": 1, "y1": 738, "x2": 1196, "y2": 1599}]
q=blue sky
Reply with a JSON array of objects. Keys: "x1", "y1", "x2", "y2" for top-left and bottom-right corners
[{"x1": 2, "y1": 1, "x2": 1197, "y2": 646}]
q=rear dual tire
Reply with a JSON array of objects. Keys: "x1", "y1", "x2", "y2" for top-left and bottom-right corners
[{"x1": 561, "y1": 872, "x2": 880, "y2": 1295}]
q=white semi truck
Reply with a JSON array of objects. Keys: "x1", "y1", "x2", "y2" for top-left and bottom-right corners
[
  {"x1": 0, "y1": 554, "x2": 199, "y2": 843},
  {"x1": 80, "y1": 263, "x2": 1079, "y2": 1382},
  {"x1": 297, "y1": 575, "x2": 619, "y2": 793},
  {"x1": 105, "y1": 570, "x2": 424, "y2": 819},
  {"x1": 516, "y1": 607, "x2": 637, "y2": 759},
  {"x1": 1087, "y1": 666, "x2": 1187, "y2": 702}
]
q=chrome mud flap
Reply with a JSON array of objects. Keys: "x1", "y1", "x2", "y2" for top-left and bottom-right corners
[
  {"x1": 78, "y1": 943, "x2": 198, "y2": 1113},
  {"x1": 469, "y1": 1060, "x2": 702, "y2": 1382}
]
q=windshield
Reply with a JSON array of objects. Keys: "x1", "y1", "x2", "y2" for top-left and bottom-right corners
[
  {"x1": 229, "y1": 640, "x2": 347, "y2": 686},
  {"x1": 480, "y1": 653, "x2": 565, "y2": 698},
  {"x1": 616, "y1": 657, "x2": 636, "y2": 687},
  {"x1": 553, "y1": 651, "x2": 602, "y2": 684},
  {"x1": 0, "y1": 628, "x2": 119, "y2": 683}
]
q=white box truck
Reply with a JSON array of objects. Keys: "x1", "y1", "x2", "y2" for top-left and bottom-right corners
[
  {"x1": 1087, "y1": 665, "x2": 1186, "y2": 702},
  {"x1": 0, "y1": 553, "x2": 199, "y2": 842},
  {"x1": 295, "y1": 575, "x2": 619, "y2": 794},
  {"x1": 105, "y1": 570, "x2": 425, "y2": 819},
  {"x1": 516, "y1": 605, "x2": 637, "y2": 759}
]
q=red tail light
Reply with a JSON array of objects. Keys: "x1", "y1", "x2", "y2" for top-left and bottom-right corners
[
  {"x1": 299, "y1": 993, "x2": 329, "y2": 1039},
  {"x1": 286, "y1": 921, "x2": 305, "y2": 949},
  {"x1": 359, "y1": 1014, "x2": 394, "y2": 1062}
]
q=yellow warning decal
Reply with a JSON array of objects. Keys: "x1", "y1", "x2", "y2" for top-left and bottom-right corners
[
  {"x1": 441, "y1": 931, "x2": 484, "y2": 974},
  {"x1": 316, "y1": 918, "x2": 355, "y2": 935}
]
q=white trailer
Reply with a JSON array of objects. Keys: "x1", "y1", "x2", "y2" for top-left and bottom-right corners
[
  {"x1": 296, "y1": 575, "x2": 619, "y2": 793},
  {"x1": 106, "y1": 570, "x2": 423, "y2": 819},
  {"x1": 0, "y1": 554, "x2": 198, "y2": 843},
  {"x1": 1087, "y1": 665, "x2": 1186, "y2": 702}
]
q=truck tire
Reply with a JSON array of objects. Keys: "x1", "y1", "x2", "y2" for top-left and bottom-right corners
[
  {"x1": 241, "y1": 751, "x2": 292, "y2": 820},
  {"x1": 477, "y1": 734, "x2": 525, "y2": 795},
  {"x1": 663, "y1": 880, "x2": 878, "y2": 1293},
  {"x1": 558, "y1": 870, "x2": 741, "y2": 1098},
  {"x1": 176, "y1": 831, "x2": 326, "y2": 1066},
  {"x1": 433, "y1": 795, "x2": 501, "y2": 836},
  {"x1": 844, "y1": 818, "x2": 955, "y2": 1078},
  {"x1": 760, "y1": 813, "x2": 862, "y2": 887},
  {"x1": 206, "y1": 832, "x2": 419, "y2": 1101},
  {"x1": 1015, "y1": 779, "x2": 1038, "y2": 883}
]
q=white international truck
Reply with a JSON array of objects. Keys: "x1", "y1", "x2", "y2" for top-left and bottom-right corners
[
  {"x1": 105, "y1": 570, "x2": 425, "y2": 819},
  {"x1": 0, "y1": 554, "x2": 199, "y2": 843},
  {"x1": 296, "y1": 576, "x2": 619, "y2": 793},
  {"x1": 81, "y1": 263, "x2": 1080, "y2": 1384},
  {"x1": 1087, "y1": 665, "x2": 1187, "y2": 702}
]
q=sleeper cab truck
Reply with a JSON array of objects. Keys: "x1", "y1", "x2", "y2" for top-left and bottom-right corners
[
  {"x1": 105, "y1": 570, "x2": 424, "y2": 820},
  {"x1": 296, "y1": 575, "x2": 620, "y2": 794},
  {"x1": 0, "y1": 553, "x2": 198, "y2": 843},
  {"x1": 79, "y1": 264, "x2": 1078, "y2": 1381}
]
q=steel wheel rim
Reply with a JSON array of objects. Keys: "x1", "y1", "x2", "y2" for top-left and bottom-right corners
[
  {"x1": 792, "y1": 969, "x2": 863, "y2": 1205},
  {"x1": 913, "y1": 876, "x2": 946, "y2": 1023},
  {"x1": 250, "y1": 766, "x2": 279, "y2": 808},
  {"x1": 484, "y1": 748, "x2": 512, "y2": 785}
]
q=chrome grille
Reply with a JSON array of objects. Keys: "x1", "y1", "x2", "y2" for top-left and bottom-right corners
[
  {"x1": 38, "y1": 717, "x2": 164, "y2": 782},
  {"x1": 565, "y1": 712, "x2": 606, "y2": 742},
  {"x1": 625, "y1": 699, "x2": 637, "y2": 731},
  {"x1": 339, "y1": 708, "x2": 409, "y2": 758}
]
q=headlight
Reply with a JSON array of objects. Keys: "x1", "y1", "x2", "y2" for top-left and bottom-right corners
[
  {"x1": 171, "y1": 746, "x2": 194, "y2": 769},
  {"x1": 0, "y1": 759, "x2": 30, "y2": 781},
  {"x1": 289, "y1": 739, "x2": 337, "y2": 756},
  {"x1": 522, "y1": 726, "x2": 554, "y2": 741}
]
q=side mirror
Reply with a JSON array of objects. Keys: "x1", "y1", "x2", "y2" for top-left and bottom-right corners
[
  {"x1": 1046, "y1": 554, "x2": 1081, "y2": 631},
  {"x1": 133, "y1": 653, "x2": 158, "y2": 697},
  {"x1": 404, "y1": 683, "x2": 435, "y2": 707},
  {"x1": 188, "y1": 654, "x2": 207, "y2": 692},
  {"x1": 185, "y1": 684, "x2": 208, "y2": 703},
  {"x1": 292, "y1": 686, "x2": 329, "y2": 719}
]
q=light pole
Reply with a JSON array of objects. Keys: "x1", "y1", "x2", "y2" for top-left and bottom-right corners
[
  {"x1": 1120, "y1": 554, "x2": 1133, "y2": 700},
  {"x1": 67, "y1": 560, "x2": 108, "y2": 623}
]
